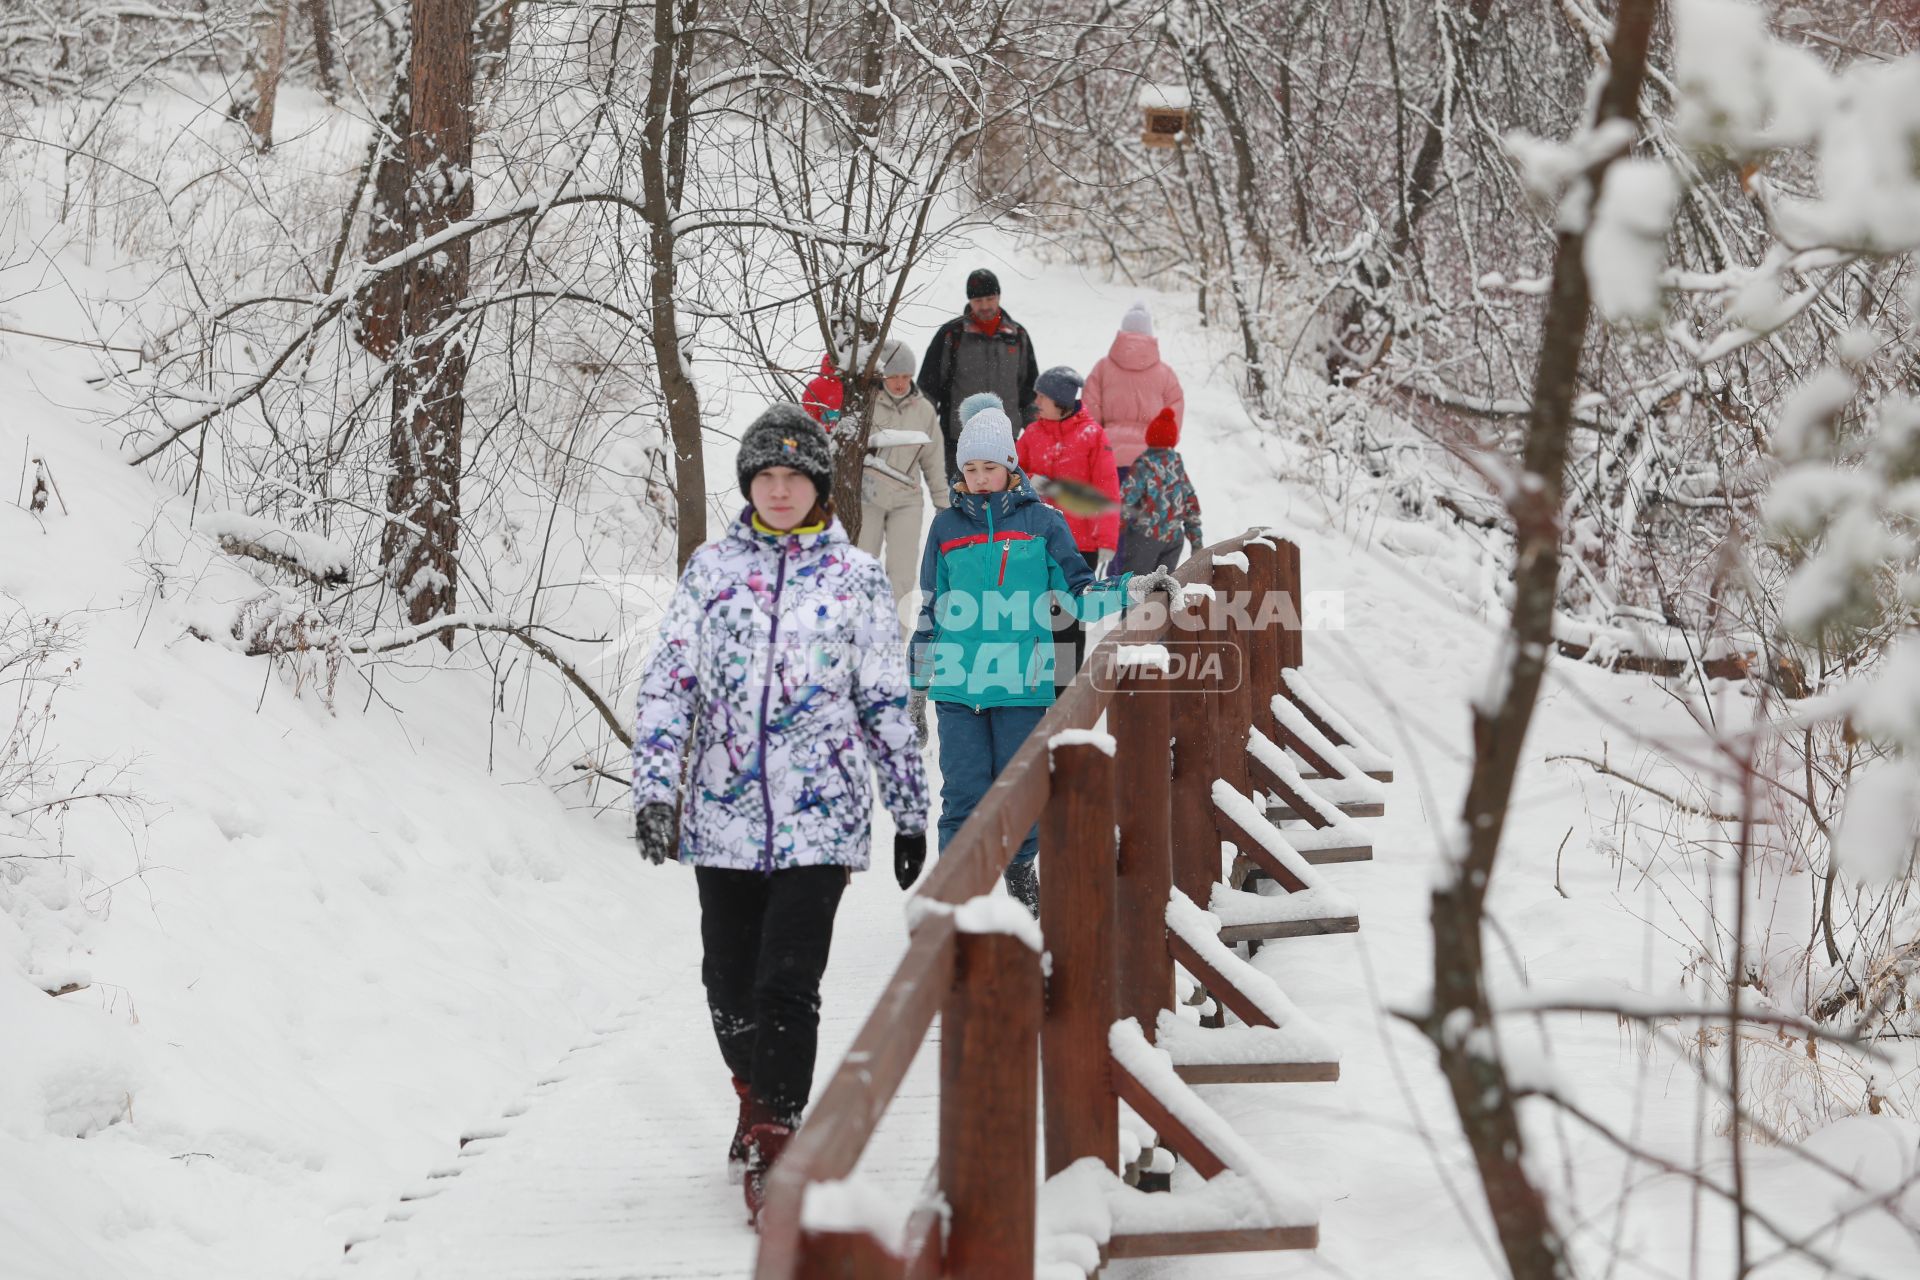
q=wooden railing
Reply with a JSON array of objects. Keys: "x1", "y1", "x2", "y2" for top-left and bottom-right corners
[{"x1": 754, "y1": 529, "x2": 1386, "y2": 1278}]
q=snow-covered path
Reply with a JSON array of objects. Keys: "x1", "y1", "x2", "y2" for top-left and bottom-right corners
[{"x1": 341, "y1": 868, "x2": 934, "y2": 1279}]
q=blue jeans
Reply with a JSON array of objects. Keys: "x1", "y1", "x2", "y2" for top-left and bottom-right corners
[{"x1": 935, "y1": 701, "x2": 1048, "y2": 870}]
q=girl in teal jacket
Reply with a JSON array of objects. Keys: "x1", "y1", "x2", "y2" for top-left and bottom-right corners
[{"x1": 909, "y1": 398, "x2": 1171, "y2": 911}]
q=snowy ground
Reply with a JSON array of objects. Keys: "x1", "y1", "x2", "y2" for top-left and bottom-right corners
[{"x1": 5, "y1": 183, "x2": 1918, "y2": 1279}]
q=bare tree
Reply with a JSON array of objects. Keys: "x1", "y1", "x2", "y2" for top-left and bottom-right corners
[
  {"x1": 381, "y1": 0, "x2": 477, "y2": 637},
  {"x1": 1428, "y1": 3, "x2": 1659, "y2": 1276}
]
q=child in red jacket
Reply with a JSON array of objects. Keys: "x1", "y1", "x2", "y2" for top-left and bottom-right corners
[{"x1": 1016, "y1": 366, "x2": 1122, "y2": 574}]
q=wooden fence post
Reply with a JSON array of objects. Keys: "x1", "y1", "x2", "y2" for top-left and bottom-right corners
[
  {"x1": 1040, "y1": 740, "x2": 1119, "y2": 1177},
  {"x1": 1169, "y1": 591, "x2": 1219, "y2": 911},
  {"x1": 1244, "y1": 539, "x2": 1283, "y2": 743},
  {"x1": 1212, "y1": 556, "x2": 1254, "y2": 801},
  {"x1": 942, "y1": 928, "x2": 1041, "y2": 1279},
  {"x1": 795, "y1": 1229, "x2": 902, "y2": 1279},
  {"x1": 1279, "y1": 540, "x2": 1303, "y2": 670},
  {"x1": 1111, "y1": 664, "x2": 1174, "y2": 1041}
]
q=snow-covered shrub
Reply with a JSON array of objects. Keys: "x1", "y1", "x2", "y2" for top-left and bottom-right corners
[{"x1": 0, "y1": 600, "x2": 74, "y2": 829}]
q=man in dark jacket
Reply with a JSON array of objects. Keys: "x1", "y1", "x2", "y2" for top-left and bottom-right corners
[{"x1": 916, "y1": 268, "x2": 1040, "y2": 485}]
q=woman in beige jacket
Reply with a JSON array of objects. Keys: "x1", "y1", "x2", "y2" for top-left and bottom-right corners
[{"x1": 859, "y1": 338, "x2": 951, "y2": 618}]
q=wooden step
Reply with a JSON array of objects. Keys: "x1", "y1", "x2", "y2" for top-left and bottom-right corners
[
  {"x1": 1281, "y1": 670, "x2": 1395, "y2": 783},
  {"x1": 1267, "y1": 798, "x2": 1385, "y2": 821},
  {"x1": 1301, "y1": 767, "x2": 1394, "y2": 784},
  {"x1": 1108, "y1": 1224, "x2": 1319, "y2": 1258}
]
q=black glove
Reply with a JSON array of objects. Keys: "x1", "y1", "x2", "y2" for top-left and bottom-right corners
[
  {"x1": 894, "y1": 831, "x2": 927, "y2": 891},
  {"x1": 634, "y1": 802, "x2": 677, "y2": 865}
]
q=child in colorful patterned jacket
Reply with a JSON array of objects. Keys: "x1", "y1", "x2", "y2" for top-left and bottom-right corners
[{"x1": 1118, "y1": 406, "x2": 1204, "y2": 574}]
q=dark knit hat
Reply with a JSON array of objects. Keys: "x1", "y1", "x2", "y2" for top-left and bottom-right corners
[
  {"x1": 966, "y1": 268, "x2": 1001, "y2": 299},
  {"x1": 1034, "y1": 365, "x2": 1084, "y2": 409},
  {"x1": 737, "y1": 402, "x2": 833, "y2": 502},
  {"x1": 1146, "y1": 406, "x2": 1180, "y2": 449}
]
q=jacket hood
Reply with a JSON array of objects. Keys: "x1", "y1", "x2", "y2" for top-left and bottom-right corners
[
  {"x1": 1106, "y1": 330, "x2": 1162, "y2": 372},
  {"x1": 947, "y1": 480, "x2": 1040, "y2": 525}
]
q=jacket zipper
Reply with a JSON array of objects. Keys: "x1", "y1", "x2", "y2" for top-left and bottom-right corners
[{"x1": 756, "y1": 544, "x2": 790, "y2": 874}]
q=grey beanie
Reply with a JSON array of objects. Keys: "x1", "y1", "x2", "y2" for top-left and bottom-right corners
[
  {"x1": 1035, "y1": 365, "x2": 1084, "y2": 409},
  {"x1": 1120, "y1": 302, "x2": 1154, "y2": 336},
  {"x1": 879, "y1": 337, "x2": 916, "y2": 378},
  {"x1": 736, "y1": 402, "x2": 833, "y2": 502},
  {"x1": 955, "y1": 407, "x2": 1019, "y2": 472}
]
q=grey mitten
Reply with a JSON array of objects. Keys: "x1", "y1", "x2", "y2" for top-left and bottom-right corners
[
  {"x1": 634, "y1": 802, "x2": 677, "y2": 865},
  {"x1": 1127, "y1": 567, "x2": 1183, "y2": 605},
  {"x1": 909, "y1": 690, "x2": 929, "y2": 747}
]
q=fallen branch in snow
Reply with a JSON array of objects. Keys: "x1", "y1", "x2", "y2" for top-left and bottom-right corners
[
  {"x1": 6, "y1": 789, "x2": 143, "y2": 819},
  {"x1": 1544, "y1": 752, "x2": 1742, "y2": 822},
  {"x1": 346, "y1": 615, "x2": 633, "y2": 750},
  {"x1": 1498, "y1": 999, "x2": 1873, "y2": 1049},
  {"x1": 213, "y1": 534, "x2": 350, "y2": 587}
]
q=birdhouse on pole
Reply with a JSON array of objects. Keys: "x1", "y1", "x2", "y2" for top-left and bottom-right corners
[{"x1": 1138, "y1": 84, "x2": 1191, "y2": 148}]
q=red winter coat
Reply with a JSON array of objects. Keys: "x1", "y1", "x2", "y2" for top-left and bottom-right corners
[
  {"x1": 1016, "y1": 409, "x2": 1122, "y2": 552},
  {"x1": 1082, "y1": 332, "x2": 1184, "y2": 469},
  {"x1": 803, "y1": 355, "x2": 845, "y2": 426}
]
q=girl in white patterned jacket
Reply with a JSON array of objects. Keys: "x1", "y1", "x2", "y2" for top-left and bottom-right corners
[{"x1": 630, "y1": 403, "x2": 929, "y2": 1227}]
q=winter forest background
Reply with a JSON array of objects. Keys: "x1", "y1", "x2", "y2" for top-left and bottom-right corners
[{"x1": 5, "y1": 1, "x2": 1920, "y2": 1276}]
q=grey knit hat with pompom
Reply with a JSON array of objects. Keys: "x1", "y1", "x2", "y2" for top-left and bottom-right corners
[{"x1": 955, "y1": 407, "x2": 1019, "y2": 473}]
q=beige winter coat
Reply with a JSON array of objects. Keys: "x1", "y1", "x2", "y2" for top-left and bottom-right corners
[{"x1": 863, "y1": 387, "x2": 949, "y2": 510}]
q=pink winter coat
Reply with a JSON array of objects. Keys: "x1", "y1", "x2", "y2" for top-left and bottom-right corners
[
  {"x1": 1082, "y1": 333, "x2": 1184, "y2": 469},
  {"x1": 1016, "y1": 409, "x2": 1122, "y2": 552}
]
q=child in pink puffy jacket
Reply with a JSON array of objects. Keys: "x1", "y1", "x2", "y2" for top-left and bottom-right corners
[{"x1": 1083, "y1": 302, "x2": 1185, "y2": 473}]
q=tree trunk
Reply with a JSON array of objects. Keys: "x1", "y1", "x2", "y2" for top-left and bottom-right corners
[
  {"x1": 827, "y1": 2, "x2": 891, "y2": 539},
  {"x1": 640, "y1": 0, "x2": 707, "y2": 570},
  {"x1": 1431, "y1": 4, "x2": 1658, "y2": 1277},
  {"x1": 244, "y1": 0, "x2": 294, "y2": 152},
  {"x1": 301, "y1": 0, "x2": 340, "y2": 102},
  {"x1": 381, "y1": 0, "x2": 476, "y2": 642},
  {"x1": 355, "y1": 57, "x2": 411, "y2": 360}
]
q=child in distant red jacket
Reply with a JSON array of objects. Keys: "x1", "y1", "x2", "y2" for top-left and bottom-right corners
[
  {"x1": 1015, "y1": 366, "x2": 1122, "y2": 574},
  {"x1": 802, "y1": 354, "x2": 844, "y2": 427}
]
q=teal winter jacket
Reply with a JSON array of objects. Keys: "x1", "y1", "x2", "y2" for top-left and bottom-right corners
[{"x1": 911, "y1": 481, "x2": 1130, "y2": 708}]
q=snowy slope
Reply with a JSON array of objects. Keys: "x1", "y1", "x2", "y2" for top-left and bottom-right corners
[{"x1": 0, "y1": 229, "x2": 676, "y2": 1277}]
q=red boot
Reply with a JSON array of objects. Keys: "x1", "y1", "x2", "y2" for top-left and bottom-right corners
[
  {"x1": 743, "y1": 1119, "x2": 794, "y2": 1228},
  {"x1": 727, "y1": 1076, "x2": 753, "y2": 1185}
]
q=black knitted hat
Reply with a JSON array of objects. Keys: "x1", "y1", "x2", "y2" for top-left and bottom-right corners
[
  {"x1": 966, "y1": 268, "x2": 1001, "y2": 299},
  {"x1": 736, "y1": 402, "x2": 833, "y2": 503}
]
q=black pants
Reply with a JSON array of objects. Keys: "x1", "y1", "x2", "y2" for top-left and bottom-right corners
[
  {"x1": 1119, "y1": 525, "x2": 1180, "y2": 575},
  {"x1": 695, "y1": 864, "x2": 848, "y2": 1127}
]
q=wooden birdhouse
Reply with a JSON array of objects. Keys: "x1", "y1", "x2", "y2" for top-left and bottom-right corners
[{"x1": 1138, "y1": 84, "x2": 1191, "y2": 148}]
